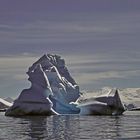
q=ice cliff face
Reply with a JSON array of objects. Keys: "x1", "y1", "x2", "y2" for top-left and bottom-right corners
[
  {"x1": 5, "y1": 63, "x2": 57, "y2": 116},
  {"x1": 5, "y1": 54, "x2": 80, "y2": 116},
  {"x1": 28, "y1": 54, "x2": 80, "y2": 103}
]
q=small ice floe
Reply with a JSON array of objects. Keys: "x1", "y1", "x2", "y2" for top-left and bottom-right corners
[{"x1": 77, "y1": 89, "x2": 125, "y2": 115}]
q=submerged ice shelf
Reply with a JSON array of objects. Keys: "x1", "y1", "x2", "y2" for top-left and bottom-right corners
[{"x1": 5, "y1": 54, "x2": 125, "y2": 116}]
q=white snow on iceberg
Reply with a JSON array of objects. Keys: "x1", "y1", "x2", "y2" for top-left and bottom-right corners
[{"x1": 0, "y1": 98, "x2": 12, "y2": 111}]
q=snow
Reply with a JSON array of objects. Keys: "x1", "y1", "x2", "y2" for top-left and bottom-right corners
[{"x1": 0, "y1": 98, "x2": 12, "y2": 107}]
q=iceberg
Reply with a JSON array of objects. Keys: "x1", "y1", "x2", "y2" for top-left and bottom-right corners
[
  {"x1": 77, "y1": 89, "x2": 125, "y2": 115},
  {"x1": 5, "y1": 64, "x2": 57, "y2": 116},
  {"x1": 5, "y1": 54, "x2": 80, "y2": 116},
  {"x1": 125, "y1": 103, "x2": 140, "y2": 111},
  {"x1": 0, "y1": 98, "x2": 12, "y2": 111},
  {"x1": 5, "y1": 53, "x2": 125, "y2": 116},
  {"x1": 130, "y1": 107, "x2": 140, "y2": 111}
]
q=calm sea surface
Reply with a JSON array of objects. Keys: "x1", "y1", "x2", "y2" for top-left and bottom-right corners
[{"x1": 0, "y1": 111, "x2": 140, "y2": 140}]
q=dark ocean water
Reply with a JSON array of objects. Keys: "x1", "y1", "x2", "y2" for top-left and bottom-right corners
[{"x1": 0, "y1": 112, "x2": 140, "y2": 140}]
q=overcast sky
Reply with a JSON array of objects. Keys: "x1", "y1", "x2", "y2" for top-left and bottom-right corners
[{"x1": 0, "y1": 0, "x2": 140, "y2": 98}]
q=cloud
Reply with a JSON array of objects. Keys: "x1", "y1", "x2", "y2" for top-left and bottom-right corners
[
  {"x1": 0, "y1": 9, "x2": 140, "y2": 55},
  {"x1": 75, "y1": 70, "x2": 140, "y2": 84},
  {"x1": 0, "y1": 52, "x2": 140, "y2": 98},
  {"x1": 1, "y1": 1, "x2": 140, "y2": 97},
  {"x1": 0, "y1": 55, "x2": 36, "y2": 84},
  {"x1": 63, "y1": 52, "x2": 140, "y2": 89}
]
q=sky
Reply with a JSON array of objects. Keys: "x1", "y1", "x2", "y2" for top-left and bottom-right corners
[{"x1": 0, "y1": 0, "x2": 140, "y2": 98}]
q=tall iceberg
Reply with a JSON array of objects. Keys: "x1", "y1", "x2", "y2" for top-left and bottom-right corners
[{"x1": 5, "y1": 54, "x2": 80, "y2": 116}]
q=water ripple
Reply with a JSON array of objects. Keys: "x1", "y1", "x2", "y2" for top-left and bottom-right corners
[{"x1": 0, "y1": 112, "x2": 140, "y2": 140}]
